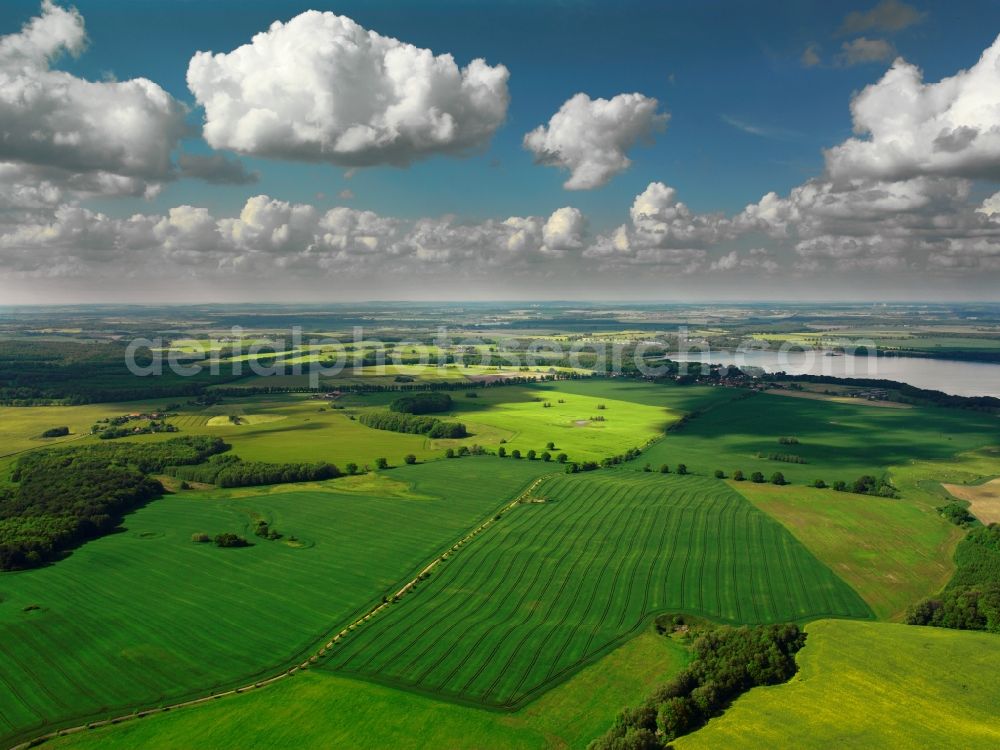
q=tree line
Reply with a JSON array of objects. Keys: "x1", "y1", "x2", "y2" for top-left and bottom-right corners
[
  {"x1": 166, "y1": 454, "x2": 340, "y2": 487},
  {"x1": 358, "y1": 410, "x2": 468, "y2": 439}
]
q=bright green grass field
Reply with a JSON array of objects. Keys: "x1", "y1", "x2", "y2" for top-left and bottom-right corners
[
  {"x1": 0, "y1": 459, "x2": 550, "y2": 747},
  {"x1": 155, "y1": 380, "x2": 733, "y2": 469},
  {"x1": 325, "y1": 472, "x2": 871, "y2": 709},
  {"x1": 2, "y1": 381, "x2": 733, "y2": 484},
  {"x1": 49, "y1": 627, "x2": 691, "y2": 750},
  {"x1": 640, "y1": 391, "x2": 1000, "y2": 485},
  {"x1": 440, "y1": 380, "x2": 737, "y2": 463},
  {"x1": 676, "y1": 620, "x2": 1000, "y2": 750}
]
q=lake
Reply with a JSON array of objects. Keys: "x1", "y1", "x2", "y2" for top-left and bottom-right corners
[{"x1": 666, "y1": 348, "x2": 1000, "y2": 398}]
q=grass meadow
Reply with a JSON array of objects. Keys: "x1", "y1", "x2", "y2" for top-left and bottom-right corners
[{"x1": 324, "y1": 472, "x2": 871, "y2": 708}]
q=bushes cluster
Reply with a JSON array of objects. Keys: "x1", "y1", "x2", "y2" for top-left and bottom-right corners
[
  {"x1": 835, "y1": 475, "x2": 897, "y2": 497},
  {"x1": 254, "y1": 520, "x2": 281, "y2": 541},
  {"x1": 589, "y1": 623, "x2": 806, "y2": 749},
  {"x1": 358, "y1": 410, "x2": 467, "y2": 439},
  {"x1": 938, "y1": 501, "x2": 978, "y2": 527},
  {"x1": 766, "y1": 453, "x2": 806, "y2": 464},
  {"x1": 389, "y1": 392, "x2": 452, "y2": 414},
  {"x1": 40, "y1": 426, "x2": 69, "y2": 438},
  {"x1": 214, "y1": 533, "x2": 249, "y2": 548},
  {"x1": 168, "y1": 454, "x2": 339, "y2": 488},
  {"x1": 445, "y1": 445, "x2": 487, "y2": 459},
  {"x1": 94, "y1": 420, "x2": 178, "y2": 440}
]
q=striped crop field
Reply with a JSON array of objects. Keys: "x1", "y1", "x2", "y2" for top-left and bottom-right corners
[
  {"x1": 168, "y1": 414, "x2": 212, "y2": 429},
  {"x1": 0, "y1": 458, "x2": 551, "y2": 747},
  {"x1": 325, "y1": 472, "x2": 872, "y2": 708}
]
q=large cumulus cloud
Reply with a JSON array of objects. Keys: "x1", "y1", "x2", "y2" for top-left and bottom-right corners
[
  {"x1": 826, "y1": 35, "x2": 1000, "y2": 183},
  {"x1": 523, "y1": 93, "x2": 667, "y2": 189},
  {"x1": 0, "y1": 1, "x2": 187, "y2": 196},
  {"x1": 187, "y1": 10, "x2": 510, "y2": 167}
]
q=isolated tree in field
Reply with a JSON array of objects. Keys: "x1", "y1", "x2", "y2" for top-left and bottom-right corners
[
  {"x1": 375, "y1": 457, "x2": 389, "y2": 470},
  {"x1": 498, "y1": 446, "x2": 507, "y2": 458},
  {"x1": 643, "y1": 463, "x2": 652, "y2": 472},
  {"x1": 677, "y1": 463, "x2": 688, "y2": 475},
  {"x1": 511, "y1": 449, "x2": 521, "y2": 459},
  {"x1": 660, "y1": 464, "x2": 670, "y2": 473},
  {"x1": 527, "y1": 449, "x2": 537, "y2": 460},
  {"x1": 813, "y1": 479, "x2": 827, "y2": 488},
  {"x1": 345, "y1": 462, "x2": 358, "y2": 475},
  {"x1": 733, "y1": 469, "x2": 744, "y2": 481},
  {"x1": 404, "y1": 454, "x2": 417, "y2": 465},
  {"x1": 541, "y1": 451, "x2": 552, "y2": 462},
  {"x1": 771, "y1": 471, "x2": 786, "y2": 485},
  {"x1": 714, "y1": 470, "x2": 725, "y2": 479},
  {"x1": 751, "y1": 471, "x2": 765, "y2": 483},
  {"x1": 557, "y1": 453, "x2": 567, "y2": 463},
  {"x1": 546, "y1": 442, "x2": 555, "y2": 450},
  {"x1": 446, "y1": 448, "x2": 455, "y2": 458}
]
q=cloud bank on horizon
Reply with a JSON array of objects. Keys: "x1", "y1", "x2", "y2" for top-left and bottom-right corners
[{"x1": 1, "y1": 0, "x2": 999, "y2": 301}]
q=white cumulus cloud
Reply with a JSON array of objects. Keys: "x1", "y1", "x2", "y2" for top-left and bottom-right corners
[
  {"x1": 523, "y1": 93, "x2": 668, "y2": 190},
  {"x1": 0, "y1": 1, "x2": 187, "y2": 193},
  {"x1": 187, "y1": 10, "x2": 510, "y2": 167},
  {"x1": 542, "y1": 207, "x2": 586, "y2": 254},
  {"x1": 825, "y1": 35, "x2": 1000, "y2": 182}
]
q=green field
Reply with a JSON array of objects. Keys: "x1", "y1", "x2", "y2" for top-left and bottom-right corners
[
  {"x1": 324, "y1": 472, "x2": 871, "y2": 708},
  {"x1": 0, "y1": 401, "x2": 174, "y2": 459},
  {"x1": 676, "y1": 619, "x2": 1000, "y2": 749},
  {"x1": 733, "y1": 482, "x2": 962, "y2": 619},
  {"x1": 0, "y1": 459, "x2": 550, "y2": 747},
  {"x1": 445, "y1": 383, "x2": 683, "y2": 462},
  {"x1": 49, "y1": 627, "x2": 691, "y2": 750},
  {"x1": 640, "y1": 390, "x2": 1000, "y2": 485},
  {"x1": 0, "y1": 381, "x2": 742, "y2": 478}
]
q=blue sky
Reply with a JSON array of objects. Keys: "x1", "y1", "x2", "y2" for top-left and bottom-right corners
[
  {"x1": 2, "y1": 0, "x2": 1000, "y2": 302},
  {"x1": 5, "y1": 0, "x2": 996, "y2": 227}
]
